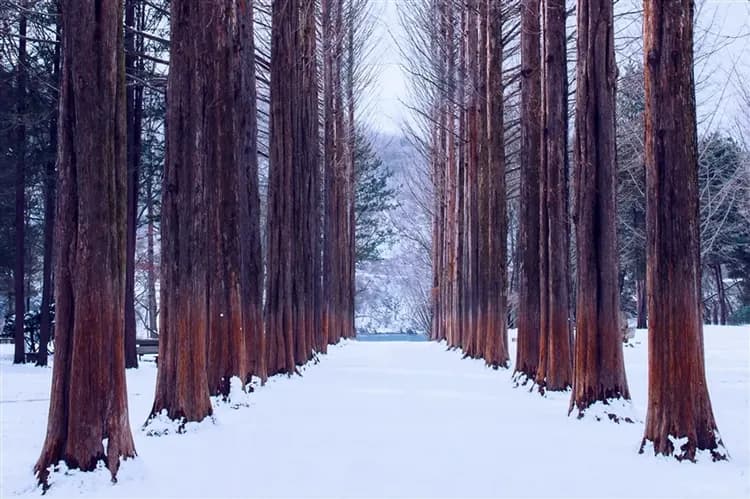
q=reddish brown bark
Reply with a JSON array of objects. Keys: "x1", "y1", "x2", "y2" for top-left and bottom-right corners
[
  {"x1": 267, "y1": 0, "x2": 321, "y2": 375},
  {"x1": 570, "y1": 0, "x2": 630, "y2": 416},
  {"x1": 484, "y1": 0, "x2": 509, "y2": 368},
  {"x1": 429, "y1": 1, "x2": 508, "y2": 368},
  {"x1": 640, "y1": 0, "x2": 726, "y2": 461},
  {"x1": 322, "y1": 0, "x2": 350, "y2": 349},
  {"x1": 151, "y1": 0, "x2": 262, "y2": 404},
  {"x1": 205, "y1": 0, "x2": 260, "y2": 396},
  {"x1": 35, "y1": 0, "x2": 136, "y2": 486},
  {"x1": 150, "y1": 0, "x2": 214, "y2": 420},
  {"x1": 536, "y1": 0, "x2": 573, "y2": 392},
  {"x1": 239, "y1": 0, "x2": 265, "y2": 383},
  {"x1": 515, "y1": 0, "x2": 542, "y2": 383}
]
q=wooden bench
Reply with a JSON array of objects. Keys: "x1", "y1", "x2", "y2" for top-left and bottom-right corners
[{"x1": 136, "y1": 338, "x2": 159, "y2": 362}]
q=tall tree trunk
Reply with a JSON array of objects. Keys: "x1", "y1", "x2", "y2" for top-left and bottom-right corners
[
  {"x1": 345, "y1": 0, "x2": 356, "y2": 340},
  {"x1": 239, "y1": 0, "x2": 265, "y2": 383},
  {"x1": 38, "y1": 4, "x2": 61, "y2": 367},
  {"x1": 204, "y1": 0, "x2": 263, "y2": 396},
  {"x1": 455, "y1": 3, "x2": 466, "y2": 350},
  {"x1": 124, "y1": 0, "x2": 141, "y2": 369},
  {"x1": 484, "y1": 0, "x2": 509, "y2": 368},
  {"x1": 515, "y1": 0, "x2": 542, "y2": 383},
  {"x1": 640, "y1": 0, "x2": 726, "y2": 461},
  {"x1": 35, "y1": 0, "x2": 136, "y2": 486},
  {"x1": 13, "y1": 2, "x2": 27, "y2": 365},
  {"x1": 267, "y1": 0, "x2": 320, "y2": 374},
  {"x1": 151, "y1": 0, "x2": 263, "y2": 405},
  {"x1": 463, "y1": 1, "x2": 480, "y2": 359},
  {"x1": 536, "y1": 0, "x2": 573, "y2": 392},
  {"x1": 477, "y1": 0, "x2": 489, "y2": 360},
  {"x1": 570, "y1": 0, "x2": 630, "y2": 416},
  {"x1": 321, "y1": 0, "x2": 334, "y2": 352},
  {"x1": 323, "y1": 0, "x2": 348, "y2": 348},
  {"x1": 150, "y1": 0, "x2": 214, "y2": 420}
]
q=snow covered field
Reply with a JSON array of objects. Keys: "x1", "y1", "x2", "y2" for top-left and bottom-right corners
[{"x1": 1, "y1": 326, "x2": 749, "y2": 498}]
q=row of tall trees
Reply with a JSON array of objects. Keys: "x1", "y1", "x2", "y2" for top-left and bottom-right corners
[
  {"x1": 16, "y1": 0, "x2": 377, "y2": 488},
  {"x1": 419, "y1": 0, "x2": 512, "y2": 369},
  {"x1": 409, "y1": 0, "x2": 730, "y2": 460},
  {"x1": 2, "y1": 0, "x2": 398, "y2": 367}
]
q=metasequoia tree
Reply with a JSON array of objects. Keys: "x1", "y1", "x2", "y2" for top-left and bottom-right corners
[
  {"x1": 266, "y1": 0, "x2": 321, "y2": 375},
  {"x1": 322, "y1": 0, "x2": 354, "y2": 350},
  {"x1": 149, "y1": 0, "x2": 211, "y2": 420},
  {"x1": 484, "y1": 0, "x2": 509, "y2": 368},
  {"x1": 639, "y1": 0, "x2": 726, "y2": 461},
  {"x1": 204, "y1": 0, "x2": 263, "y2": 394},
  {"x1": 514, "y1": 0, "x2": 542, "y2": 383},
  {"x1": 535, "y1": 0, "x2": 572, "y2": 392},
  {"x1": 408, "y1": 0, "x2": 510, "y2": 367},
  {"x1": 152, "y1": 0, "x2": 263, "y2": 419},
  {"x1": 569, "y1": 0, "x2": 629, "y2": 416},
  {"x1": 35, "y1": 0, "x2": 136, "y2": 485}
]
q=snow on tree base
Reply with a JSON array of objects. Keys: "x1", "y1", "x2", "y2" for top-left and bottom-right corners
[
  {"x1": 570, "y1": 398, "x2": 640, "y2": 424},
  {"x1": 142, "y1": 410, "x2": 214, "y2": 436},
  {"x1": 640, "y1": 435, "x2": 730, "y2": 463}
]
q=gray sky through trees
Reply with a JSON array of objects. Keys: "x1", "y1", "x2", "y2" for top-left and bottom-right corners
[{"x1": 365, "y1": 0, "x2": 749, "y2": 136}]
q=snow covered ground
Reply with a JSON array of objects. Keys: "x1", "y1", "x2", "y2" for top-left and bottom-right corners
[{"x1": 1, "y1": 326, "x2": 749, "y2": 498}]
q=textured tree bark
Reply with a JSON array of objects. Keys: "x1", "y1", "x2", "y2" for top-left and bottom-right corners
[
  {"x1": 536, "y1": 0, "x2": 573, "y2": 392},
  {"x1": 150, "y1": 0, "x2": 214, "y2": 420},
  {"x1": 322, "y1": 0, "x2": 335, "y2": 352},
  {"x1": 38, "y1": 8, "x2": 60, "y2": 367},
  {"x1": 124, "y1": 0, "x2": 142, "y2": 370},
  {"x1": 300, "y1": 0, "x2": 321, "y2": 361},
  {"x1": 465, "y1": 1, "x2": 480, "y2": 359},
  {"x1": 204, "y1": 0, "x2": 263, "y2": 396},
  {"x1": 484, "y1": 0, "x2": 509, "y2": 368},
  {"x1": 323, "y1": 0, "x2": 348, "y2": 349},
  {"x1": 345, "y1": 1, "x2": 357, "y2": 342},
  {"x1": 442, "y1": 0, "x2": 457, "y2": 347},
  {"x1": 640, "y1": 0, "x2": 726, "y2": 461},
  {"x1": 13, "y1": 3, "x2": 27, "y2": 365},
  {"x1": 151, "y1": 0, "x2": 262, "y2": 404},
  {"x1": 477, "y1": 0, "x2": 490, "y2": 361},
  {"x1": 455, "y1": 4, "x2": 466, "y2": 351},
  {"x1": 570, "y1": 0, "x2": 630, "y2": 416},
  {"x1": 267, "y1": 0, "x2": 321, "y2": 375},
  {"x1": 35, "y1": 0, "x2": 136, "y2": 486},
  {"x1": 239, "y1": 0, "x2": 265, "y2": 383},
  {"x1": 515, "y1": 0, "x2": 542, "y2": 383}
]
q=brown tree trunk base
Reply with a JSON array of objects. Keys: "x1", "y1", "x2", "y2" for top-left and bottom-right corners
[{"x1": 639, "y1": 433, "x2": 727, "y2": 462}]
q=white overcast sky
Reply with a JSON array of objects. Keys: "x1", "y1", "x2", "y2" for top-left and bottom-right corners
[{"x1": 364, "y1": 0, "x2": 750, "y2": 136}]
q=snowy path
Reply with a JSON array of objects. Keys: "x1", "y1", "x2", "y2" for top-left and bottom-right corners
[{"x1": 2, "y1": 327, "x2": 749, "y2": 498}]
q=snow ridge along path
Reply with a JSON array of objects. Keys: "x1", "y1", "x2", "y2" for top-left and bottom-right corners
[{"x1": 1, "y1": 326, "x2": 749, "y2": 498}]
